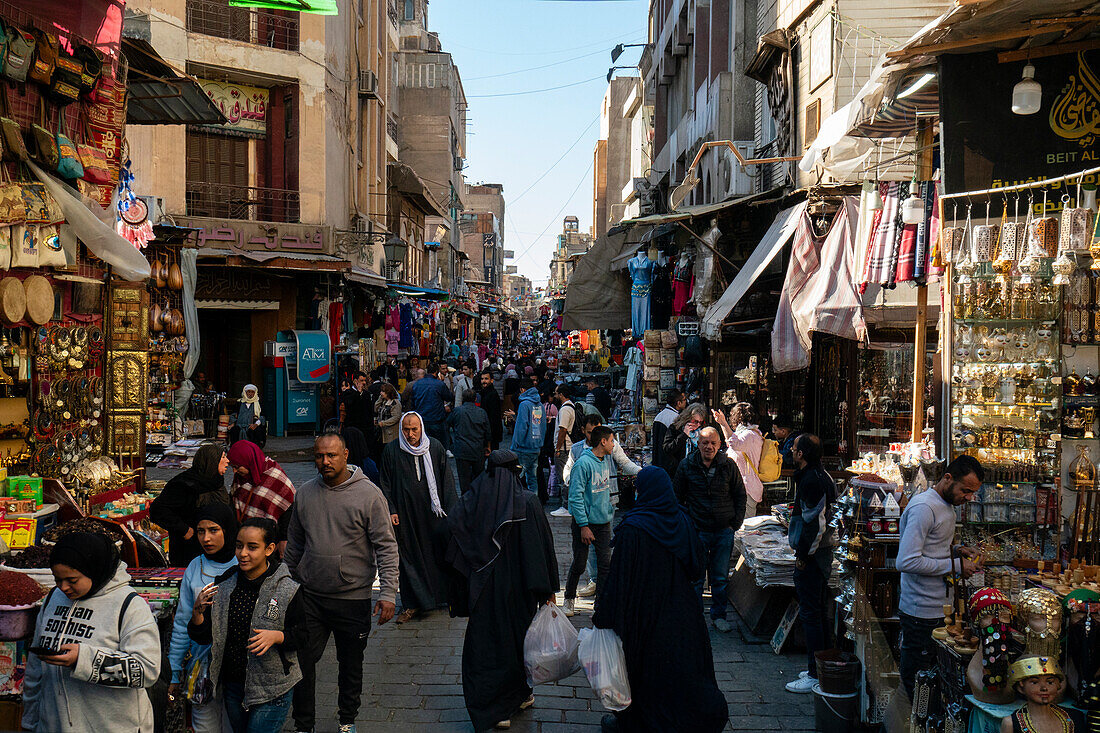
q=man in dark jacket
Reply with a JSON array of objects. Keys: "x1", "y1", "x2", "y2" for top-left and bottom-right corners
[
  {"x1": 448, "y1": 390, "x2": 492, "y2": 494},
  {"x1": 785, "y1": 433, "x2": 837, "y2": 693},
  {"x1": 409, "y1": 363, "x2": 454, "y2": 449},
  {"x1": 584, "y1": 377, "x2": 614, "y2": 420},
  {"x1": 672, "y1": 426, "x2": 746, "y2": 633},
  {"x1": 477, "y1": 369, "x2": 504, "y2": 450}
]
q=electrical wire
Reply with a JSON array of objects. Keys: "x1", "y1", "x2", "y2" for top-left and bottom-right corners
[
  {"x1": 447, "y1": 28, "x2": 646, "y2": 57},
  {"x1": 511, "y1": 159, "x2": 596, "y2": 269},
  {"x1": 510, "y1": 114, "x2": 600, "y2": 205},
  {"x1": 467, "y1": 74, "x2": 607, "y2": 98},
  {"x1": 465, "y1": 48, "x2": 617, "y2": 81}
]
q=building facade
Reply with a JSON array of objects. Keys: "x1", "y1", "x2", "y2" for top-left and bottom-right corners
[{"x1": 592, "y1": 77, "x2": 641, "y2": 240}]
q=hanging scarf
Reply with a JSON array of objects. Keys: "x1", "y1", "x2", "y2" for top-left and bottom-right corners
[
  {"x1": 239, "y1": 383, "x2": 261, "y2": 417},
  {"x1": 398, "y1": 411, "x2": 445, "y2": 517}
]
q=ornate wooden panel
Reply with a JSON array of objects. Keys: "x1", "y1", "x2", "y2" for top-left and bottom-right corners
[
  {"x1": 106, "y1": 351, "x2": 148, "y2": 411},
  {"x1": 108, "y1": 283, "x2": 149, "y2": 349},
  {"x1": 106, "y1": 412, "x2": 144, "y2": 458}
]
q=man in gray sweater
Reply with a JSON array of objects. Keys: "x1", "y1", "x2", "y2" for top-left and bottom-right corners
[
  {"x1": 285, "y1": 432, "x2": 400, "y2": 733},
  {"x1": 896, "y1": 454, "x2": 983, "y2": 703}
]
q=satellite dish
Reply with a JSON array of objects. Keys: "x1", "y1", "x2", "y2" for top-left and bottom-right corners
[{"x1": 669, "y1": 170, "x2": 699, "y2": 211}]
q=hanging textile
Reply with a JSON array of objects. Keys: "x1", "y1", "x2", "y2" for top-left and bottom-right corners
[
  {"x1": 399, "y1": 303, "x2": 414, "y2": 349},
  {"x1": 773, "y1": 198, "x2": 866, "y2": 373},
  {"x1": 860, "y1": 182, "x2": 902, "y2": 291}
]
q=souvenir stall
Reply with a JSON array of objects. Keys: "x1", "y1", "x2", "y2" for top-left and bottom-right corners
[{"x1": 143, "y1": 240, "x2": 193, "y2": 462}]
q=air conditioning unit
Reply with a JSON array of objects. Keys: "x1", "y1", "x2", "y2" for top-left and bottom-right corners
[
  {"x1": 721, "y1": 143, "x2": 755, "y2": 199},
  {"x1": 453, "y1": 156, "x2": 465, "y2": 172},
  {"x1": 358, "y1": 70, "x2": 380, "y2": 99}
]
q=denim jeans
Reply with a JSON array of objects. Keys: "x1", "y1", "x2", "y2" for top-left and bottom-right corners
[
  {"x1": 515, "y1": 450, "x2": 541, "y2": 493},
  {"x1": 554, "y1": 450, "x2": 570, "y2": 505},
  {"x1": 565, "y1": 520, "x2": 611, "y2": 600},
  {"x1": 792, "y1": 551, "x2": 832, "y2": 677},
  {"x1": 587, "y1": 546, "x2": 598, "y2": 584},
  {"x1": 898, "y1": 611, "x2": 941, "y2": 702},
  {"x1": 694, "y1": 528, "x2": 735, "y2": 620},
  {"x1": 223, "y1": 682, "x2": 292, "y2": 733}
]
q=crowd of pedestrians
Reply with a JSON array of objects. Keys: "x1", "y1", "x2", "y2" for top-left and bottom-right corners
[{"x1": 25, "y1": 350, "x2": 839, "y2": 733}]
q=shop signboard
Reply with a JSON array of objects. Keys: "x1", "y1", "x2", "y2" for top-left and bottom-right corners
[
  {"x1": 196, "y1": 78, "x2": 269, "y2": 137},
  {"x1": 287, "y1": 387, "x2": 316, "y2": 423},
  {"x1": 179, "y1": 217, "x2": 334, "y2": 256},
  {"x1": 940, "y1": 50, "x2": 1100, "y2": 194}
]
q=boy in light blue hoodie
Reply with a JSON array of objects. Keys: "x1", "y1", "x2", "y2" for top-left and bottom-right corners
[
  {"x1": 167, "y1": 503, "x2": 238, "y2": 732},
  {"x1": 510, "y1": 386, "x2": 546, "y2": 491},
  {"x1": 563, "y1": 426, "x2": 616, "y2": 616}
]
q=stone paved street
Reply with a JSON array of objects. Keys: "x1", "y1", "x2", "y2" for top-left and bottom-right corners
[{"x1": 255, "y1": 454, "x2": 817, "y2": 732}]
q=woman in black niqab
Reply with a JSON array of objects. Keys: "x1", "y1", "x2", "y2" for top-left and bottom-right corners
[
  {"x1": 593, "y1": 466, "x2": 728, "y2": 733},
  {"x1": 150, "y1": 443, "x2": 229, "y2": 567},
  {"x1": 445, "y1": 450, "x2": 560, "y2": 731}
]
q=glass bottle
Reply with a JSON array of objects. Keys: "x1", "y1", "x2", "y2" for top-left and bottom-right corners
[{"x1": 1072, "y1": 444, "x2": 1098, "y2": 491}]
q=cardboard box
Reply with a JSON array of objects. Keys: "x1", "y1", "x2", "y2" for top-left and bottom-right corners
[
  {"x1": 2, "y1": 499, "x2": 35, "y2": 514},
  {"x1": 7, "y1": 476, "x2": 42, "y2": 505}
]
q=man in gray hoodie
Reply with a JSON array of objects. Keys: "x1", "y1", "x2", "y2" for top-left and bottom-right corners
[{"x1": 285, "y1": 432, "x2": 400, "y2": 733}]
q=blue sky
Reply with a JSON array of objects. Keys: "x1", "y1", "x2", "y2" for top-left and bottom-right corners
[{"x1": 430, "y1": 0, "x2": 647, "y2": 288}]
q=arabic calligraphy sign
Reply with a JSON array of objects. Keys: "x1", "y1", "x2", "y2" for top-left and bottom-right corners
[
  {"x1": 176, "y1": 216, "x2": 334, "y2": 256},
  {"x1": 197, "y1": 79, "x2": 269, "y2": 137},
  {"x1": 941, "y1": 51, "x2": 1100, "y2": 194}
]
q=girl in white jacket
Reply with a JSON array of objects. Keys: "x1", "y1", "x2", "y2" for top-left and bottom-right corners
[{"x1": 22, "y1": 532, "x2": 161, "y2": 732}]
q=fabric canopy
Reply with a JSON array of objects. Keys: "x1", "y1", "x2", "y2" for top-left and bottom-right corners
[
  {"x1": 700, "y1": 203, "x2": 806, "y2": 340},
  {"x1": 562, "y1": 229, "x2": 635, "y2": 331},
  {"x1": 229, "y1": 0, "x2": 338, "y2": 13}
]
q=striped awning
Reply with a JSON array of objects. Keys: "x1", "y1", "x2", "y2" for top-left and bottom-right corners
[{"x1": 852, "y1": 73, "x2": 939, "y2": 139}]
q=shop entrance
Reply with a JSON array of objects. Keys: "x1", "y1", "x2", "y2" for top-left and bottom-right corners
[{"x1": 197, "y1": 309, "x2": 253, "y2": 397}]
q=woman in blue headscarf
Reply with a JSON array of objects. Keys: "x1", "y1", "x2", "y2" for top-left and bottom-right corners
[{"x1": 592, "y1": 466, "x2": 728, "y2": 733}]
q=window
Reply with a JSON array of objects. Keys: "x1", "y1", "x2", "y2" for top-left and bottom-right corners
[{"x1": 404, "y1": 0, "x2": 414, "y2": 20}]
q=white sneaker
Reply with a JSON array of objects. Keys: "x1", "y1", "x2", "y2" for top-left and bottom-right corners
[
  {"x1": 785, "y1": 675, "x2": 817, "y2": 693},
  {"x1": 578, "y1": 581, "x2": 597, "y2": 598},
  {"x1": 563, "y1": 598, "x2": 575, "y2": 616},
  {"x1": 550, "y1": 507, "x2": 571, "y2": 518},
  {"x1": 798, "y1": 670, "x2": 811, "y2": 679},
  {"x1": 713, "y1": 618, "x2": 732, "y2": 633},
  {"x1": 446, "y1": 450, "x2": 454, "y2": 458}
]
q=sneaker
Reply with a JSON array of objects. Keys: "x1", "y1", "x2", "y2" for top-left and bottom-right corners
[
  {"x1": 495, "y1": 721, "x2": 511, "y2": 729},
  {"x1": 339, "y1": 726, "x2": 357, "y2": 733},
  {"x1": 713, "y1": 618, "x2": 732, "y2": 633},
  {"x1": 550, "y1": 507, "x2": 571, "y2": 518},
  {"x1": 785, "y1": 675, "x2": 817, "y2": 694},
  {"x1": 563, "y1": 598, "x2": 575, "y2": 616},
  {"x1": 798, "y1": 670, "x2": 811, "y2": 680},
  {"x1": 578, "y1": 581, "x2": 597, "y2": 598},
  {"x1": 519, "y1": 694, "x2": 535, "y2": 710}
]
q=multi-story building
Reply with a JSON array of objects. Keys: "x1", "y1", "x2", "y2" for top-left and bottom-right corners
[
  {"x1": 396, "y1": 0, "x2": 468, "y2": 292},
  {"x1": 458, "y1": 211, "x2": 503, "y2": 292},
  {"x1": 124, "y1": 0, "x2": 394, "y2": 390},
  {"x1": 593, "y1": 77, "x2": 641, "y2": 240},
  {"x1": 548, "y1": 216, "x2": 593, "y2": 295}
]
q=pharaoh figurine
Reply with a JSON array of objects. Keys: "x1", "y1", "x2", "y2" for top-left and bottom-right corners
[
  {"x1": 968, "y1": 587, "x2": 1019, "y2": 704},
  {"x1": 1017, "y1": 588, "x2": 1064, "y2": 659},
  {"x1": 1000, "y1": 657, "x2": 1081, "y2": 733}
]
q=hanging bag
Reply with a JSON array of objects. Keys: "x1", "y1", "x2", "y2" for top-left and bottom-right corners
[
  {"x1": 24, "y1": 99, "x2": 58, "y2": 171},
  {"x1": 48, "y1": 44, "x2": 83, "y2": 105},
  {"x1": 73, "y1": 45, "x2": 103, "y2": 98},
  {"x1": 55, "y1": 113, "x2": 83, "y2": 180},
  {"x1": 3, "y1": 24, "x2": 34, "y2": 83},
  {"x1": 28, "y1": 29, "x2": 58, "y2": 86},
  {"x1": 0, "y1": 168, "x2": 18, "y2": 271},
  {"x1": 577, "y1": 627, "x2": 632, "y2": 712},
  {"x1": 0, "y1": 87, "x2": 24, "y2": 162},
  {"x1": 523, "y1": 603, "x2": 581, "y2": 686},
  {"x1": 77, "y1": 109, "x2": 108, "y2": 184}
]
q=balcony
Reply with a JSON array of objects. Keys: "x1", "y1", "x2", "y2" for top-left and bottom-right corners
[
  {"x1": 186, "y1": 182, "x2": 301, "y2": 223},
  {"x1": 387, "y1": 112, "x2": 400, "y2": 145},
  {"x1": 187, "y1": 0, "x2": 299, "y2": 52}
]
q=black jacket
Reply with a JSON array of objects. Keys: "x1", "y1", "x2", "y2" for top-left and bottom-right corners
[
  {"x1": 673, "y1": 449, "x2": 747, "y2": 533},
  {"x1": 588, "y1": 386, "x2": 614, "y2": 419},
  {"x1": 478, "y1": 385, "x2": 504, "y2": 446},
  {"x1": 661, "y1": 428, "x2": 691, "y2": 479},
  {"x1": 790, "y1": 463, "x2": 836, "y2": 559},
  {"x1": 447, "y1": 402, "x2": 491, "y2": 461}
]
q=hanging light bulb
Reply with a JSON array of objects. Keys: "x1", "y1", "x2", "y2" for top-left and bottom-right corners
[
  {"x1": 1012, "y1": 64, "x2": 1042, "y2": 115},
  {"x1": 866, "y1": 180, "x2": 883, "y2": 211},
  {"x1": 901, "y1": 180, "x2": 924, "y2": 225}
]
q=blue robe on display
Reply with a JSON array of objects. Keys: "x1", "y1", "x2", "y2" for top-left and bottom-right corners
[{"x1": 628, "y1": 253, "x2": 653, "y2": 336}]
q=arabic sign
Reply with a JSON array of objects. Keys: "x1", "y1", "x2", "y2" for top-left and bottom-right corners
[
  {"x1": 940, "y1": 51, "x2": 1100, "y2": 193},
  {"x1": 178, "y1": 217, "x2": 334, "y2": 256},
  {"x1": 197, "y1": 79, "x2": 269, "y2": 137}
]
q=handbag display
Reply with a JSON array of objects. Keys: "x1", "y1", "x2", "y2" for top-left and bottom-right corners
[
  {"x1": 21, "y1": 177, "x2": 56, "y2": 225},
  {"x1": 48, "y1": 45, "x2": 83, "y2": 105},
  {"x1": 55, "y1": 115, "x2": 83, "y2": 180},
  {"x1": 3, "y1": 24, "x2": 34, "y2": 83},
  {"x1": 0, "y1": 87, "x2": 24, "y2": 162},
  {"x1": 73, "y1": 45, "x2": 103, "y2": 98},
  {"x1": 10, "y1": 224, "x2": 37, "y2": 268},
  {"x1": 0, "y1": 168, "x2": 23, "y2": 226},
  {"x1": 36, "y1": 223, "x2": 65, "y2": 267},
  {"x1": 77, "y1": 110, "x2": 108, "y2": 184},
  {"x1": 28, "y1": 30, "x2": 58, "y2": 86},
  {"x1": 24, "y1": 100, "x2": 58, "y2": 171}
]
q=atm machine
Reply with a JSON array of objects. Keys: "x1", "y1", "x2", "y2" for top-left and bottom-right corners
[{"x1": 262, "y1": 330, "x2": 330, "y2": 436}]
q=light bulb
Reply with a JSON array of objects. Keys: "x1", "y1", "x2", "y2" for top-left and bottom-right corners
[
  {"x1": 867, "y1": 181, "x2": 883, "y2": 211},
  {"x1": 901, "y1": 181, "x2": 924, "y2": 225},
  {"x1": 1012, "y1": 64, "x2": 1042, "y2": 115}
]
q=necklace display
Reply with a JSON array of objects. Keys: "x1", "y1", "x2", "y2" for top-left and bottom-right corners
[{"x1": 1016, "y1": 704, "x2": 1073, "y2": 733}]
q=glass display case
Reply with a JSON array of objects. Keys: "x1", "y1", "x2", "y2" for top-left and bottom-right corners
[{"x1": 856, "y1": 344, "x2": 935, "y2": 456}]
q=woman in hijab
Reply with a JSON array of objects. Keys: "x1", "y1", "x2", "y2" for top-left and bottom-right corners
[
  {"x1": 445, "y1": 450, "x2": 559, "y2": 731},
  {"x1": 231, "y1": 384, "x2": 266, "y2": 446},
  {"x1": 592, "y1": 467, "x2": 728, "y2": 733},
  {"x1": 378, "y1": 411, "x2": 455, "y2": 624},
  {"x1": 166, "y1": 503, "x2": 238, "y2": 731},
  {"x1": 227, "y1": 440, "x2": 296, "y2": 540},
  {"x1": 375, "y1": 382, "x2": 402, "y2": 445},
  {"x1": 150, "y1": 443, "x2": 230, "y2": 567},
  {"x1": 22, "y1": 533, "x2": 161, "y2": 732}
]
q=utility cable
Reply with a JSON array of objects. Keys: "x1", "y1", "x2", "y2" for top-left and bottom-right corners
[
  {"x1": 510, "y1": 114, "x2": 600, "y2": 205},
  {"x1": 467, "y1": 74, "x2": 606, "y2": 98}
]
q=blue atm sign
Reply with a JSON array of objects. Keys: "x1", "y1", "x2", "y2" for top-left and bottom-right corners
[{"x1": 294, "y1": 331, "x2": 331, "y2": 383}]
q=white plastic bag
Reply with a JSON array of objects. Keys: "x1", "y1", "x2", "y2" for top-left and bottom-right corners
[
  {"x1": 578, "y1": 627, "x2": 632, "y2": 711},
  {"x1": 523, "y1": 603, "x2": 580, "y2": 686}
]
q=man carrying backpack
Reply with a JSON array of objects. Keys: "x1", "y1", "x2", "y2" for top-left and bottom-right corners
[
  {"x1": 549, "y1": 384, "x2": 581, "y2": 518},
  {"x1": 714, "y1": 403, "x2": 777, "y2": 523}
]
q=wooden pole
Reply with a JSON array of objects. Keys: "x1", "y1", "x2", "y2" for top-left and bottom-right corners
[{"x1": 910, "y1": 121, "x2": 935, "y2": 442}]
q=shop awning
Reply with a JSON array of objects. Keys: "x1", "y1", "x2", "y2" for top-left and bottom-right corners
[
  {"x1": 620, "y1": 194, "x2": 765, "y2": 226},
  {"x1": 196, "y1": 299, "x2": 280, "y2": 310},
  {"x1": 389, "y1": 283, "x2": 449, "y2": 299},
  {"x1": 346, "y1": 267, "x2": 387, "y2": 288},
  {"x1": 388, "y1": 163, "x2": 447, "y2": 218},
  {"x1": 196, "y1": 248, "x2": 350, "y2": 271},
  {"x1": 450, "y1": 306, "x2": 477, "y2": 318},
  {"x1": 700, "y1": 202, "x2": 807, "y2": 340},
  {"x1": 121, "y1": 38, "x2": 227, "y2": 126},
  {"x1": 562, "y1": 229, "x2": 634, "y2": 331}
]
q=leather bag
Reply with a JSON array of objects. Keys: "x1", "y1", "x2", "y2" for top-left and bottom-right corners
[{"x1": 28, "y1": 30, "x2": 58, "y2": 86}]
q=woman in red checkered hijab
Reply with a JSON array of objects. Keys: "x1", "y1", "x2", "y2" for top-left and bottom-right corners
[{"x1": 227, "y1": 440, "x2": 296, "y2": 541}]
